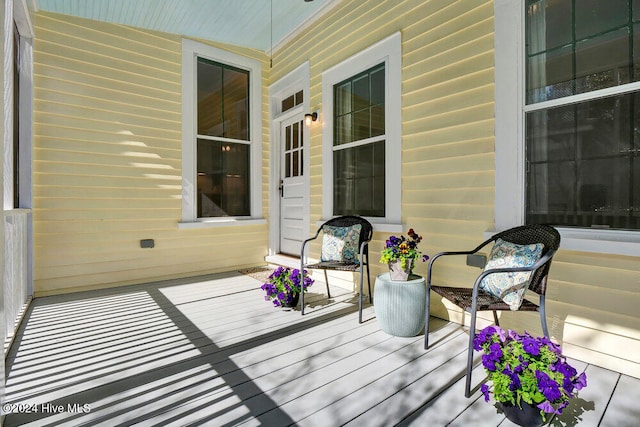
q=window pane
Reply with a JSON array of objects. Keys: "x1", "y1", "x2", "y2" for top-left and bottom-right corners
[
  {"x1": 222, "y1": 67, "x2": 249, "y2": 140},
  {"x1": 13, "y1": 23, "x2": 20, "y2": 208},
  {"x1": 526, "y1": 0, "x2": 573, "y2": 55},
  {"x1": 526, "y1": 0, "x2": 638, "y2": 103},
  {"x1": 335, "y1": 82, "x2": 352, "y2": 116},
  {"x1": 335, "y1": 114, "x2": 352, "y2": 146},
  {"x1": 527, "y1": 105, "x2": 575, "y2": 162},
  {"x1": 197, "y1": 58, "x2": 249, "y2": 140},
  {"x1": 575, "y1": 0, "x2": 628, "y2": 40},
  {"x1": 334, "y1": 64, "x2": 385, "y2": 145},
  {"x1": 197, "y1": 60, "x2": 224, "y2": 137},
  {"x1": 526, "y1": 92, "x2": 639, "y2": 230},
  {"x1": 527, "y1": 46, "x2": 574, "y2": 103},
  {"x1": 370, "y1": 67, "x2": 385, "y2": 106},
  {"x1": 282, "y1": 94, "x2": 294, "y2": 112},
  {"x1": 333, "y1": 141, "x2": 385, "y2": 217},
  {"x1": 197, "y1": 139, "x2": 250, "y2": 217},
  {"x1": 353, "y1": 108, "x2": 370, "y2": 140},
  {"x1": 575, "y1": 27, "x2": 630, "y2": 93},
  {"x1": 353, "y1": 75, "x2": 369, "y2": 111}
]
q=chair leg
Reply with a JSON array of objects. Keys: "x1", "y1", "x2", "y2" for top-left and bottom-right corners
[
  {"x1": 358, "y1": 266, "x2": 364, "y2": 324},
  {"x1": 324, "y1": 270, "x2": 331, "y2": 299},
  {"x1": 366, "y1": 262, "x2": 372, "y2": 304},
  {"x1": 300, "y1": 260, "x2": 306, "y2": 316},
  {"x1": 424, "y1": 283, "x2": 431, "y2": 349},
  {"x1": 540, "y1": 296, "x2": 549, "y2": 338},
  {"x1": 465, "y1": 309, "x2": 478, "y2": 398},
  {"x1": 492, "y1": 310, "x2": 500, "y2": 326}
]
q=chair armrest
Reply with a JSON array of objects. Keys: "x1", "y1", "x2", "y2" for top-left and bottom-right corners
[
  {"x1": 426, "y1": 244, "x2": 491, "y2": 288},
  {"x1": 470, "y1": 249, "x2": 557, "y2": 295},
  {"x1": 300, "y1": 229, "x2": 322, "y2": 260}
]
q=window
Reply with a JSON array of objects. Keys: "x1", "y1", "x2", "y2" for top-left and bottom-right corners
[
  {"x1": 181, "y1": 39, "x2": 263, "y2": 226},
  {"x1": 494, "y1": 0, "x2": 640, "y2": 255},
  {"x1": 196, "y1": 59, "x2": 250, "y2": 217},
  {"x1": 333, "y1": 64, "x2": 386, "y2": 217},
  {"x1": 321, "y1": 32, "x2": 402, "y2": 229},
  {"x1": 13, "y1": 22, "x2": 20, "y2": 208},
  {"x1": 281, "y1": 90, "x2": 303, "y2": 113},
  {"x1": 525, "y1": 0, "x2": 640, "y2": 231}
]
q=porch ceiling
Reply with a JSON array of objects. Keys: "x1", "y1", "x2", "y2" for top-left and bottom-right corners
[{"x1": 35, "y1": 0, "x2": 337, "y2": 51}]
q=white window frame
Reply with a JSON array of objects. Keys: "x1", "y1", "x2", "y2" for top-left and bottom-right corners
[
  {"x1": 179, "y1": 39, "x2": 264, "y2": 229},
  {"x1": 493, "y1": 0, "x2": 640, "y2": 256},
  {"x1": 321, "y1": 32, "x2": 402, "y2": 232}
]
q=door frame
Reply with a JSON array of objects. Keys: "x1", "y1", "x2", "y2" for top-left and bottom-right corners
[{"x1": 268, "y1": 62, "x2": 311, "y2": 258}]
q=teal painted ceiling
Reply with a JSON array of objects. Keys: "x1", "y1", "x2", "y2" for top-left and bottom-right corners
[{"x1": 36, "y1": 0, "x2": 337, "y2": 51}]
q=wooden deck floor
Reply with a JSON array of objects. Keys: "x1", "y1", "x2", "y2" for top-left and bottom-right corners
[{"x1": 3, "y1": 271, "x2": 638, "y2": 426}]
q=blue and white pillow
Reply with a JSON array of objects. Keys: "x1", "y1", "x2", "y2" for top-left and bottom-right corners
[
  {"x1": 321, "y1": 224, "x2": 362, "y2": 263},
  {"x1": 479, "y1": 238, "x2": 544, "y2": 310}
]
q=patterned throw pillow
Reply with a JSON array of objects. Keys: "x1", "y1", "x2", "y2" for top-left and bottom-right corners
[
  {"x1": 479, "y1": 238, "x2": 544, "y2": 310},
  {"x1": 320, "y1": 224, "x2": 362, "y2": 263}
]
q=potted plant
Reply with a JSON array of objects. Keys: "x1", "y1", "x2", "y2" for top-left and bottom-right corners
[
  {"x1": 474, "y1": 325, "x2": 588, "y2": 426},
  {"x1": 379, "y1": 228, "x2": 429, "y2": 280},
  {"x1": 261, "y1": 266, "x2": 314, "y2": 308},
  {"x1": 373, "y1": 229, "x2": 430, "y2": 337}
]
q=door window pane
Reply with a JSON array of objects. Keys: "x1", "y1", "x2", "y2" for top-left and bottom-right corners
[{"x1": 283, "y1": 121, "x2": 303, "y2": 178}]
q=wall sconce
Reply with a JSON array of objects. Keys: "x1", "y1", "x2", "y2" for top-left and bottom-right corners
[{"x1": 304, "y1": 112, "x2": 318, "y2": 127}]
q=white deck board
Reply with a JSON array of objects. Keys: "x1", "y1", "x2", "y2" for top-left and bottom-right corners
[{"x1": 3, "y1": 271, "x2": 637, "y2": 426}]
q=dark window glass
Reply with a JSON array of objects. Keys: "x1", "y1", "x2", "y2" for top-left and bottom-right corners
[
  {"x1": 526, "y1": 0, "x2": 639, "y2": 104},
  {"x1": 333, "y1": 141, "x2": 385, "y2": 217},
  {"x1": 525, "y1": 1, "x2": 640, "y2": 230},
  {"x1": 197, "y1": 58, "x2": 249, "y2": 140},
  {"x1": 334, "y1": 64, "x2": 385, "y2": 146},
  {"x1": 13, "y1": 23, "x2": 19, "y2": 208},
  {"x1": 197, "y1": 139, "x2": 250, "y2": 217},
  {"x1": 333, "y1": 63, "x2": 386, "y2": 217},
  {"x1": 526, "y1": 92, "x2": 639, "y2": 230}
]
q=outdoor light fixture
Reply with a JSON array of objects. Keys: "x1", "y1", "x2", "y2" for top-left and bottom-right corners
[{"x1": 304, "y1": 112, "x2": 318, "y2": 126}]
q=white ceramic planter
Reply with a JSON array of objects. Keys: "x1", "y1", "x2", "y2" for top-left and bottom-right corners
[{"x1": 374, "y1": 272, "x2": 426, "y2": 337}]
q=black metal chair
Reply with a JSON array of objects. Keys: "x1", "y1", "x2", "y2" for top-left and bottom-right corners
[
  {"x1": 423, "y1": 224, "x2": 561, "y2": 397},
  {"x1": 300, "y1": 216, "x2": 373, "y2": 323}
]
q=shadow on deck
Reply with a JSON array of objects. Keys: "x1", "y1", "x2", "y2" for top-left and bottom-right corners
[{"x1": 2, "y1": 271, "x2": 636, "y2": 426}]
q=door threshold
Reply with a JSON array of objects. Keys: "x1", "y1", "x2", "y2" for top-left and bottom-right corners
[{"x1": 265, "y1": 254, "x2": 300, "y2": 269}]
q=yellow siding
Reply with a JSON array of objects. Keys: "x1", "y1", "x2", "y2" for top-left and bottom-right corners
[
  {"x1": 270, "y1": 0, "x2": 640, "y2": 378},
  {"x1": 32, "y1": 12, "x2": 270, "y2": 296}
]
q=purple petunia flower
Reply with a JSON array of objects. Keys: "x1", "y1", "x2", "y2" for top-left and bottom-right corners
[
  {"x1": 536, "y1": 370, "x2": 562, "y2": 402},
  {"x1": 522, "y1": 337, "x2": 541, "y2": 356},
  {"x1": 481, "y1": 384, "x2": 491, "y2": 402},
  {"x1": 537, "y1": 401, "x2": 555, "y2": 414},
  {"x1": 575, "y1": 372, "x2": 587, "y2": 390}
]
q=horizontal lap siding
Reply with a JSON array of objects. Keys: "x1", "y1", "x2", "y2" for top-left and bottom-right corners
[
  {"x1": 33, "y1": 12, "x2": 270, "y2": 296},
  {"x1": 271, "y1": 0, "x2": 640, "y2": 378}
]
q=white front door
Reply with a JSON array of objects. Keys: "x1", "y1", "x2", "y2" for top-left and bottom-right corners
[{"x1": 279, "y1": 116, "x2": 306, "y2": 256}]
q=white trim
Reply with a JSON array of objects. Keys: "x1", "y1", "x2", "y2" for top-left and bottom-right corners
[
  {"x1": 493, "y1": 0, "x2": 640, "y2": 257},
  {"x1": 178, "y1": 218, "x2": 267, "y2": 229},
  {"x1": 523, "y1": 81, "x2": 640, "y2": 113},
  {"x1": 13, "y1": 0, "x2": 33, "y2": 38},
  {"x1": 321, "y1": 31, "x2": 402, "y2": 224},
  {"x1": 180, "y1": 39, "x2": 262, "y2": 226},
  {"x1": 268, "y1": 61, "x2": 311, "y2": 257}
]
